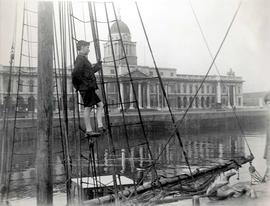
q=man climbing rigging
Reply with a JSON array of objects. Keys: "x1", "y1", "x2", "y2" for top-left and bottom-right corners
[{"x1": 72, "y1": 40, "x2": 106, "y2": 137}]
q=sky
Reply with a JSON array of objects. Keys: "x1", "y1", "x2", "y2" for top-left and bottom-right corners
[{"x1": 0, "y1": 0, "x2": 269, "y2": 93}]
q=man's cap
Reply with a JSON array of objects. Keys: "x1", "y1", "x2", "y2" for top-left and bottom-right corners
[{"x1": 76, "y1": 40, "x2": 90, "y2": 50}]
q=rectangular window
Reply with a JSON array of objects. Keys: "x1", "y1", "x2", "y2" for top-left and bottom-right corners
[
  {"x1": 108, "y1": 83, "x2": 116, "y2": 93},
  {"x1": 177, "y1": 83, "x2": 181, "y2": 93},
  {"x1": 212, "y1": 86, "x2": 216, "y2": 93},
  {"x1": 29, "y1": 80, "x2": 34, "y2": 92},
  {"x1": 201, "y1": 85, "x2": 204, "y2": 94},
  {"x1": 238, "y1": 97, "x2": 241, "y2": 105},
  {"x1": 195, "y1": 85, "x2": 199, "y2": 93},
  {"x1": 18, "y1": 80, "x2": 23, "y2": 92},
  {"x1": 222, "y1": 98, "x2": 226, "y2": 105},
  {"x1": 110, "y1": 69, "x2": 115, "y2": 74},
  {"x1": 222, "y1": 86, "x2": 226, "y2": 93},
  {"x1": 183, "y1": 84, "x2": 186, "y2": 93},
  {"x1": 150, "y1": 84, "x2": 156, "y2": 93},
  {"x1": 160, "y1": 72, "x2": 163, "y2": 76},
  {"x1": 189, "y1": 85, "x2": 193, "y2": 93},
  {"x1": 149, "y1": 71, "x2": 153, "y2": 76},
  {"x1": 170, "y1": 72, "x2": 174, "y2": 77},
  {"x1": 207, "y1": 85, "x2": 210, "y2": 93},
  {"x1": 168, "y1": 84, "x2": 176, "y2": 93}
]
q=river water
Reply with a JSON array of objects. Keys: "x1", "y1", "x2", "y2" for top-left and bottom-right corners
[{"x1": 5, "y1": 120, "x2": 268, "y2": 205}]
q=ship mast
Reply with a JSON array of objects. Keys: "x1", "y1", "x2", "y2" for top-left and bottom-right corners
[{"x1": 36, "y1": 1, "x2": 54, "y2": 205}]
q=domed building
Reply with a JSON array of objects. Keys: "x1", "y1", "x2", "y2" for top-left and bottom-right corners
[
  {"x1": 0, "y1": 19, "x2": 244, "y2": 113},
  {"x1": 103, "y1": 20, "x2": 137, "y2": 66},
  {"x1": 100, "y1": 20, "x2": 244, "y2": 110}
]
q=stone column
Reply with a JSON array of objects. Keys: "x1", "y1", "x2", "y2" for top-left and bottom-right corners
[
  {"x1": 147, "y1": 83, "x2": 151, "y2": 109},
  {"x1": 138, "y1": 82, "x2": 142, "y2": 108},
  {"x1": 157, "y1": 84, "x2": 160, "y2": 109},
  {"x1": 227, "y1": 87, "x2": 230, "y2": 107},
  {"x1": 233, "y1": 86, "x2": 236, "y2": 107},
  {"x1": 119, "y1": 83, "x2": 124, "y2": 110},
  {"x1": 129, "y1": 83, "x2": 134, "y2": 109}
]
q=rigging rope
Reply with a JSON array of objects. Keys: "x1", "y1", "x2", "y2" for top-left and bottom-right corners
[
  {"x1": 88, "y1": 1, "x2": 120, "y2": 200},
  {"x1": 132, "y1": 0, "x2": 243, "y2": 191},
  {"x1": 135, "y1": 1, "x2": 193, "y2": 179},
  {"x1": 69, "y1": 3, "x2": 84, "y2": 201},
  {"x1": 110, "y1": 2, "x2": 160, "y2": 184},
  {"x1": 189, "y1": 0, "x2": 253, "y2": 156},
  {"x1": 5, "y1": 2, "x2": 27, "y2": 200}
]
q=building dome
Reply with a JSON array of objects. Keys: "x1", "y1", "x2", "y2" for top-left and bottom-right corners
[{"x1": 111, "y1": 20, "x2": 130, "y2": 34}]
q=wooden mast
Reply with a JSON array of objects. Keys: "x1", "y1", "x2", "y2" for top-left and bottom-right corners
[{"x1": 36, "y1": 1, "x2": 54, "y2": 205}]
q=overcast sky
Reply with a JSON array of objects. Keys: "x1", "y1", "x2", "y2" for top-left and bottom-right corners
[{"x1": 0, "y1": 0, "x2": 269, "y2": 93}]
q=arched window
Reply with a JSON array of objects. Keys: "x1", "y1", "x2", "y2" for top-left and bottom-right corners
[
  {"x1": 17, "y1": 96, "x2": 25, "y2": 110},
  {"x1": 189, "y1": 97, "x2": 193, "y2": 107},
  {"x1": 183, "y1": 97, "x2": 187, "y2": 108},
  {"x1": 206, "y1": 97, "x2": 210, "y2": 107},
  {"x1": 28, "y1": 96, "x2": 35, "y2": 111},
  {"x1": 177, "y1": 97, "x2": 182, "y2": 108},
  {"x1": 3, "y1": 96, "x2": 13, "y2": 106},
  {"x1": 195, "y1": 97, "x2": 199, "y2": 108},
  {"x1": 201, "y1": 97, "x2": 205, "y2": 108}
]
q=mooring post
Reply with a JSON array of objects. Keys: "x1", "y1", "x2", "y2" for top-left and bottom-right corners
[
  {"x1": 192, "y1": 195, "x2": 200, "y2": 206},
  {"x1": 36, "y1": 1, "x2": 54, "y2": 206},
  {"x1": 264, "y1": 93, "x2": 270, "y2": 180}
]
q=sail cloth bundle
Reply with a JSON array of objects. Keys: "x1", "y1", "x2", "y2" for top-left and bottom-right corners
[
  {"x1": 206, "y1": 171, "x2": 249, "y2": 200},
  {"x1": 83, "y1": 156, "x2": 253, "y2": 205},
  {"x1": 206, "y1": 169, "x2": 262, "y2": 200}
]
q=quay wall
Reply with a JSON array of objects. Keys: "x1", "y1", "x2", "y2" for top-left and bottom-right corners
[{"x1": 2, "y1": 108, "x2": 267, "y2": 135}]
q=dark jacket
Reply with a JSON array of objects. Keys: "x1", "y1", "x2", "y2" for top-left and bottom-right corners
[{"x1": 72, "y1": 55, "x2": 102, "y2": 91}]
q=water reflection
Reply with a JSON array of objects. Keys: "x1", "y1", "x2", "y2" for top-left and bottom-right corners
[
  {"x1": 3, "y1": 125, "x2": 259, "y2": 199},
  {"x1": 83, "y1": 131, "x2": 246, "y2": 179}
]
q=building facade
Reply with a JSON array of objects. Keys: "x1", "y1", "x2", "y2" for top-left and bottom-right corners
[{"x1": 0, "y1": 20, "x2": 244, "y2": 113}]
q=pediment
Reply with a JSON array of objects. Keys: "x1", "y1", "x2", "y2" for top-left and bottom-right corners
[{"x1": 121, "y1": 69, "x2": 149, "y2": 78}]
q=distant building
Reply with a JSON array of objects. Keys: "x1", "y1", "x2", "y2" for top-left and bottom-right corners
[
  {"x1": 243, "y1": 91, "x2": 270, "y2": 107},
  {"x1": 0, "y1": 20, "x2": 244, "y2": 113}
]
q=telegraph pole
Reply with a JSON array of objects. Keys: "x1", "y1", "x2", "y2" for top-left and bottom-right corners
[{"x1": 36, "y1": 1, "x2": 54, "y2": 205}]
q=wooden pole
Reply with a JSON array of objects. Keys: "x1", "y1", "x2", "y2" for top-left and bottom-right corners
[
  {"x1": 36, "y1": 2, "x2": 54, "y2": 206},
  {"x1": 264, "y1": 94, "x2": 270, "y2": 180}
]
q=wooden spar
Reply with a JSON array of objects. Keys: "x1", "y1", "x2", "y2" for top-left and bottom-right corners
[
  {"x1": 264, "y1": 94, "x2": 270, "y2": 180},
  {"x1": 36, "y1": 2, "x2": 54, "y2": 206},
  {"x1": 83, "y1": 155, "x2": 254, "y2": 205}
]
